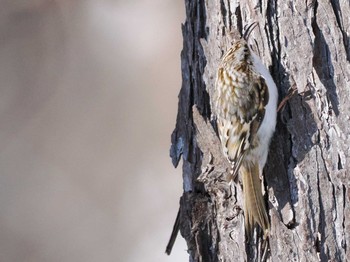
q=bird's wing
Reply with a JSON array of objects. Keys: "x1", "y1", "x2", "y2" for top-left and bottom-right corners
[{"x1": 215, "y1": 66, "x2": 269, "y2": 180}]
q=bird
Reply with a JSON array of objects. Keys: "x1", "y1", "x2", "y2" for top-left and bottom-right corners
[{"x1": 213, "y1": 30, "x2": 278, "y2": 239}]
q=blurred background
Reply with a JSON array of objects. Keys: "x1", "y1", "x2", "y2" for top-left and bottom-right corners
[{"x1": 0, "y1": 0, "x2": 187, "y2": 261}]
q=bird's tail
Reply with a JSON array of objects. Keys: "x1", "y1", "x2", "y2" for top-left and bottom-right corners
[{"x1": 241, "y1": 160, "x2": 269, "y2": 239}]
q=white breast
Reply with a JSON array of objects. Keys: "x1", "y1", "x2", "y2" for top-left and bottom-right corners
[{"x1": 250, "y1": 51, "x2": 278, "y2": 170}]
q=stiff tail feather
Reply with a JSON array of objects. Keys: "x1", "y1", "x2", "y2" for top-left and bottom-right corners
[{"x1": 241, "y1": 161, "x2": 269, "y2": 239}]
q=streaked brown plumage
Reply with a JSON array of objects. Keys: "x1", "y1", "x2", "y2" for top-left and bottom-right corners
[{"x1": 214, "y1": 39, "x2": 278, "y2": 238}]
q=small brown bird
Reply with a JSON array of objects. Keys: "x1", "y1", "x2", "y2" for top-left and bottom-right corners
[{"x1": 213, "y1": 33, "x2": 278, "y2": 238}]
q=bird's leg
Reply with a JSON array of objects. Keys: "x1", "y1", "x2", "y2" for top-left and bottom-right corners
[{"x1": 277, "y1": 85, "x2": 297, "y2": 112}]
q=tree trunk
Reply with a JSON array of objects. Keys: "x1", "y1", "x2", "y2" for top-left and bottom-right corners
[{"x1": 170, "y1": 0, "x2": 350, "y2": 261}]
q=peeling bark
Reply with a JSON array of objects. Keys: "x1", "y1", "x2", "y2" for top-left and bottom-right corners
[{"x1": 170, "y1": 0, "x2": 350, "y2": 261}]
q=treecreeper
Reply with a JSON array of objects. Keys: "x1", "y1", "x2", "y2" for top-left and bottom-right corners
[{"x1": 213, "y1": 27, "x2": 278, "y2": 239}]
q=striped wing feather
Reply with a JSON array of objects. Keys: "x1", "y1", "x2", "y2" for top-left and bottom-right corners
[{"x1": 215, "y1": 64, "x2": 269, "y2": 180}]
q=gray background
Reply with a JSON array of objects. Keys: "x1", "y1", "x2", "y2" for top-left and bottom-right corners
[{"x1": 0, "y1": 0, "x2": 187, "y2": 261}]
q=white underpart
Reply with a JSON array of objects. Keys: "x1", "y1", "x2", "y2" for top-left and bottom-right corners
[{"x1": 250, "y1": 50, "x2": 278, "y2": 173}]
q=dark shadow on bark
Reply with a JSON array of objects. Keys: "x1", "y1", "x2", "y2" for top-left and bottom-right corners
[{"x1": 312, "y1": 1, "x2": 339, "y2": 116}]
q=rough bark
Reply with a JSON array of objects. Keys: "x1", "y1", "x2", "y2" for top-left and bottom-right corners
[{"x1": 170, "y1": 0, "x2": 350, "y2": 261}]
